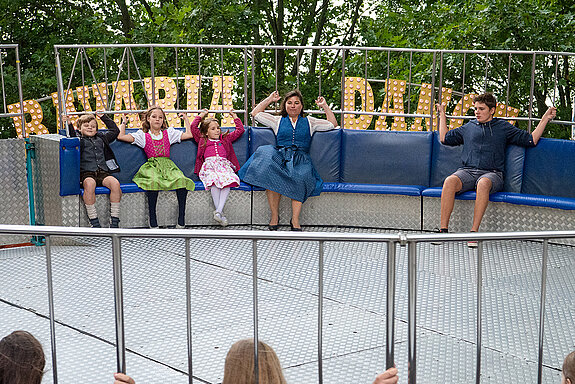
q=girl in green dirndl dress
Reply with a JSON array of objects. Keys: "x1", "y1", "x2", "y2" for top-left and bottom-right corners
[{"x1": 118, "y1": 107, "x2": 195, "y2": 228}]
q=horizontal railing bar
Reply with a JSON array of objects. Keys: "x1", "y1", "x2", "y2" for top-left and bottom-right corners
[
  {"x1": 0, "y1": 44, "x2": 19, "y2": 49},
  {"x1": 62, "y1": 109, "x2": 247, "y2": 116},
  {"x1": 0, "y1": 225, "x2": 398, "y2": 242},
  {"x1": 2, "y1": 225, "x2": 575, "y2": 242},
  {"x1": 53, "y1": 44, "x2": 575, "y2": 57}
]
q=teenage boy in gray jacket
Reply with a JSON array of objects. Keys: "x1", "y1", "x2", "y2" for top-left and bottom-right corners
[{"x1": 435, "y1": 93, "x2": 556, "y2": 246}]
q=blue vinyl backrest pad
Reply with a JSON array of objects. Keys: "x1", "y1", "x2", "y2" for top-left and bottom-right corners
[
  {"x1": 59, "y1": 137, "x2": 81, "y2": 196},
  {"x1": 341, "y1": 129, "x2": 432, "y2": 186},
  {"x1": 522, "y1": 138, "x2": 575, "y2": 199}
]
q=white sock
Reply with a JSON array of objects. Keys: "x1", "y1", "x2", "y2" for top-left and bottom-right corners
[
  {"x1": 110, "y1": 202, "x2": 120, "y2": 218},
  {"x1": 210, "y1": 187, "x2": 221, "y2": 211},
  {"x1": 216, "y1": 187, "x2": 230, "y2": 213},
  {"x1": 86, "y1": 204, "x2": 98, "y2": 219}
]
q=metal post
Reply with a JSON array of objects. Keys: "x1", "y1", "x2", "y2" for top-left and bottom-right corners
[
  {"x1": 407, "y1": 241, "x2": 417, "y2": 384},
  {"x1": 430, "y1": 52, "x2": 437, "y2": 131},
  {"x1": 483, "y1": 53, "x2": 489, "y2": 93},
  {"x1": 318, "y1": 241, "x2": 324, "y2": 384},
  {"x1": 340, "y1": 49, "x2": 346, "y2": 122},
  {"x1": 54, "y1": 48, "x2": 67, "y2": 133},
  {"x1": 506, "y1": 54, "x2": 511, "y2": 117},
  {"x1": 386, "y1": 241, "x2": 397, "y2": 369},
  {"x1": 386, "y1": 50, "x2": 390, "y2": 116},
  {"x1": 318, "y1": 49, "x2": 322, "y2": 97},
  {"x1": 112, "y1": 235, "x2": 126, "y2": 374},
  {"x1": 537, "y1": 239, "x2": 549, "y2": 384},
  {"x1": 185, "y1": 238, "x2": 194, "y2": 384},
  {"x1": 252, "y1": 239, "x2": 260, "y2": 384},
  {"x1": 407, "y1": 51, "x2": 413, "y2": 115},
  {"x1": 243, "y1": 48, "x2": 249, "y2": 127},
  {"x1": 252, "y1": 47, "x2": 256, "y2": 114},
  {"x1": 461, "y1": 53, "x2": 467, "y2": 100},
  {"x1": 552, "y1": 55, "x2": 559, "y2": 106},
  {"x1": 0, "y1": 49, "x2": 7, "y2": 113},
  {"x1": 438, "y1": 52, "x2": 443, "y2": 104},
  {"x1": 150, "y1": 46, "x2": 156, "y2": 105},
  {"x1": 45, "y1": 235, "x2": 59, "y2": 384},
  {"x1": 475, "y1": 240, "x2": 483, "y2": 384},
  {"x1": 175, "y1": 48, "x2": 180, "y2": 111},
  {"x1": 296, "y1": 48, "x2": 300, "y2": 90},
  {"x1": 528, "y1": 53, "x2": 536, "y2": 132},
  {"x1": 198, "y1": 47, "x2": 202, "y2": 109}
]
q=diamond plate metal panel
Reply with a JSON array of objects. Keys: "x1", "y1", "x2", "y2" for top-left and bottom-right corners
[
  {"x1": 31, "y1": 134, "x2": 63, "y2": 226},
  {"x1": 252, "y1": 191, "x2": 421, "y2": 229},
  {"x1": 0, "y1": 138, "x2": 31, "y2": 245}
]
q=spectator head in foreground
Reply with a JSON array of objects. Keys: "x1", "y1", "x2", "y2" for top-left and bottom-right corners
[
  {"x1": 222, "y1": 338, "x2": 287, "y2": 384},
  {"x1": 0, "y1": 331, "x2": 45, "y2": 384},
  {"x1": 564, "y1": 351, "x2": 575, "y2": 384}
]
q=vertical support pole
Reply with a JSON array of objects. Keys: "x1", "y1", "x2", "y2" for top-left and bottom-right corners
[
  {"x1": 252, "y1": 239, "x2": 260, "y2": 384},
  {"x1": 537, "y1": 239, "x2": 549, "y2": 384},
  {"x1": 252, "y1": 47, "x2": 257, "y2": 113},
  {"x1": 340, "y1": 49, "x2": 346, "y2": 123},
  {"x1": 430, "y1": 52, "x2": 437, "y2": 131},
  {"x1": 175, "y1": 48, "x2": 180, "y2": 111},
  {"x1": 483, "y1": 53, "x2": 489, "y2": 93},
  {"x1": 528, "y1": 53, "x2": 536, "y2": 132},
  {"x1": 386, "y1": 241, "x2": 397, "y2": 369},
  {"x1": 45, "y1": 235, "x2": 59, "y2": 384},
  {"x1": 55, "y1": 47, "x2": 66, "y2": 133},
  {"x1": 318, "y1": 241, "x2": 325, "y2": 384},
  {"x1": 407, "y1": 51, "x2": 413, "y2": 115},
  {"x1": 198, "y1": 47, "x2": 202, "y2": 109},
  {"x1": 318, "y1": 49, "x2": 322, "y2": 97},
  {"x1": 461, "y1": 53, "x2": 467, "y2": 100},
  {"x1": 475, "y1": 240, "x2": 484, "y2": 384},
  {"x1": 17, "y1": 46, "x2": 37, "y2": 229},
  {"x1": 0, "y1": 49, "x2": 7, "y2": 113},
  {"x1": 407, "y1": 241, "x2": 417, "y2": 384},
  {"x1": 506, "y1": 53, "x2": 512, "y2": 118},
  {"x1": 243, "y1": 47, "x2": 249, "y2": 127},
  {"x1": 150, "y1": 46, "x2": 156, "y2": 105},
  {"x1": 185, "y1": 238, "x2": 194, "y2": 384},
  {"x1": 112, "y1": 235, "x2": 126, "y2": 374},
  {"x1": 296, "y1": 48, "x2": 300, "y2": 90},
  {"x1": 552, "y1": 55, "x2": 559, "y2": 106},
  {"x1": 438, "y1": 52, "x2": 443, "y2": 105}
]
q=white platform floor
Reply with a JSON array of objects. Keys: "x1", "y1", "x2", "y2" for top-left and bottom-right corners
[{"x1": 1, "y1": 225, "x2": 574, "y2": 384}]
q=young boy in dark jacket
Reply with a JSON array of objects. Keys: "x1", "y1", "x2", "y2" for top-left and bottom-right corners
[
  {"x1": 435, "y1": 93, "x2": 556, "y2": 246},
  {"x1": 67, "y1": 114, "x2": 123, "y2": 228}
]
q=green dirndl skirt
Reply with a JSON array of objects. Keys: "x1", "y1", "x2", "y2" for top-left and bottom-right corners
[{"x1": 133, "y1": 157, "x2": 195, "y2": 191}]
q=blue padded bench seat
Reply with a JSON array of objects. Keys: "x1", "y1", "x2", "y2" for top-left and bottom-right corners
[
  {"x1": 86, "y1": 181, "x2": 253, "y2": 195},
  {"x1": 322, "y1": 182, "x2": 424, "y2": 196},
  {"x1": 422, "y1": 188, "x2": 575, "y2": 210}
]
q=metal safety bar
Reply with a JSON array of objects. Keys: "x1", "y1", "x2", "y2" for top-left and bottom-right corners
[{"x1": 53, "y1": 44, "x2": 575, "y2": 136}]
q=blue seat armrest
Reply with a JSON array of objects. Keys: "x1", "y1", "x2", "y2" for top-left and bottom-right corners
[{"x1": 323, "y1": 183, "x2": 423, "y2": 196}]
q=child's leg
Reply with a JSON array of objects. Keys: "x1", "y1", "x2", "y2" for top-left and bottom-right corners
[
  {"x1": 216, "y1": 187, "x2": 230, "y2": 213},
  {"x1": 210, "y1": 187, "x2": 221, "y2": 211},
  {"x1": 82, "y1": 177, "x2": 100, "y2": 228},
  {"x1": 103, "y1": 176, "x2": 122, "y2": 228},
  {"x1": 146, "y1": 190, "x2": 159, "y2": 228},
  {"x1": 175, "y1": 188, "x2": 188, "y2": 226}
]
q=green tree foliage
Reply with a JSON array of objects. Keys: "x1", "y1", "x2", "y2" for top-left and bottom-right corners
[{"x1": 0, "y1": 0, "x2": 573, "y2": 137}]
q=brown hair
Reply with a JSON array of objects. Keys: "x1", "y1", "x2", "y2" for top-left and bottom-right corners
[
  {"x1": 222, "y1": 339, "x2": 287, "y2": 384},
  {"x1": 76, "y1": 114, "x2": 97, "y2": 130},
  {"x1": 564, "y1": 351, "x2": 575, "y2": 383},
  {"x1": 0, "y1": 331, "x2": 45, "y2": 384},
  {"x1": 141, "y1": 106, "x2": 168, "y2": 133},
  {"x1": 280, "y1": 89, "x2": 305, "y2": 118},
  {"x1": 199, "y1": 117, "x2": 228, "y2": 147},
  {"x1": 473, "y1": 93, "x2": 497, "y2": 111}
]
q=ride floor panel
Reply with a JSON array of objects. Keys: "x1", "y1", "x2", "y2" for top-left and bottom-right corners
[{"x1": 1, "y1": 226, "x2": 573, "y2": 384}]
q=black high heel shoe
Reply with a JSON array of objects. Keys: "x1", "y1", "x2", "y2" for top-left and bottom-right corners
[
  {"x1": 268, "y1": 217, "x2": 280, "y2": 231},
  {"x1": 290, "y1": 219, "x2": 302, "y2": 232}
]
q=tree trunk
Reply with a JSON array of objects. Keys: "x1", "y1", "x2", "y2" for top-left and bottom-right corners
[
  {"x1": 114, "y1": 0, "x2": 133, "y2": 38},
  {"x1": 310, "y1": 0, "x2": 330, "y2": 77}
]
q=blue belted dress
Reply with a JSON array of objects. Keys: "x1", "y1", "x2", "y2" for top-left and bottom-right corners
[{"x1": 239, "y1": 114, "x2": 327, "y2": 203}]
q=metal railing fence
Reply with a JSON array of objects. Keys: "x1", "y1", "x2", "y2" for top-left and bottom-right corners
[
  {"x1": 1, "y1": 224, "x2": 573, "y2": 384},
  {"x1": 53, "y1": 44, "x2": 575, "y2": 134}
]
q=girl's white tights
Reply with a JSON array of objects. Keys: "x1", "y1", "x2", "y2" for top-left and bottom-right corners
[{"x1": 210, "y1": 186, "x2": 230, "y2": 213}]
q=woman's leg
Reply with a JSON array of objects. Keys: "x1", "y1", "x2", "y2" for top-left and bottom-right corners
[
  {"x1": 176, "y1": 188, "x2": 188, "y2": 226},
  {"x1": 291, "y1": 199, "x2": 303, "y2": 229},
  {"x1": 216, "y1": 187, "x2": 230, "y2": 213},
  {"x1": 266, "y1": 189, "x2": 281, "y2": 225},
  {"x1": 146, "y1": 190, "x2": 159, "y2": 228}
]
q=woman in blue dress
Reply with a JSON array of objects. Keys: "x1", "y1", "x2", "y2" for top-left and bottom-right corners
[{"x1": 239, "y1": 90, "x2": 339, "y2": 231}]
